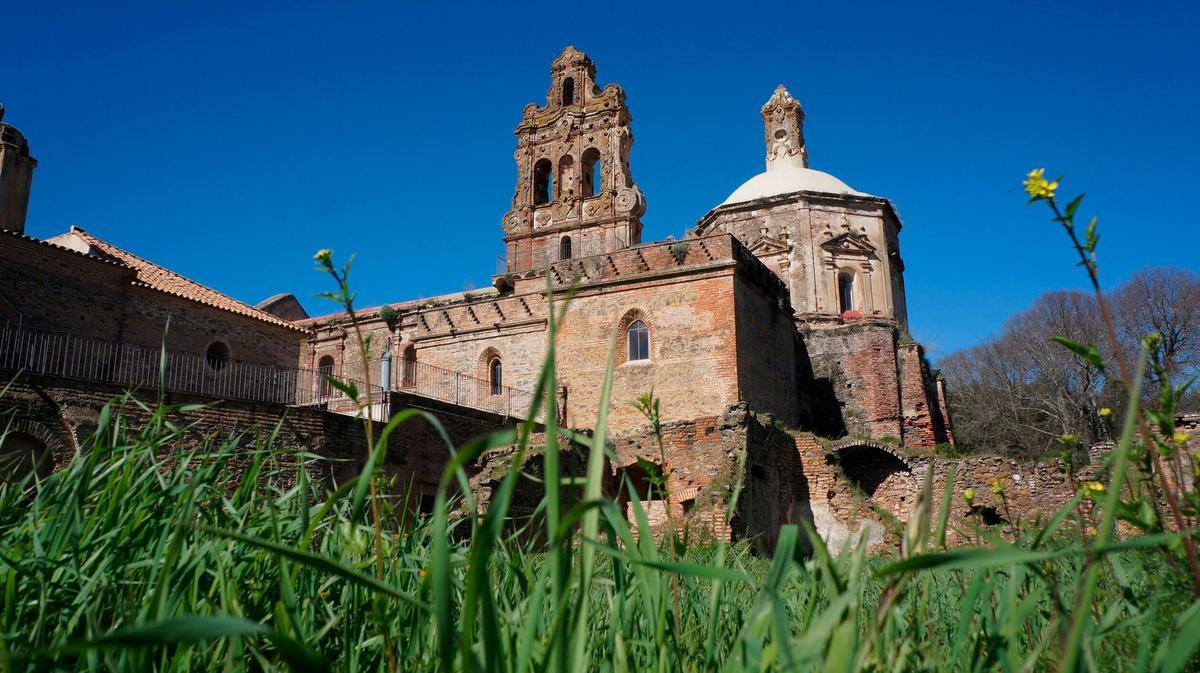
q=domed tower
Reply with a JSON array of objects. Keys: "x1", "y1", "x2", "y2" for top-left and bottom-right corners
[
  {"x1": 0, "y1": 105, "x2": 36, "y2": 235},
  {"x1": 500, "y1": 47, "x2": 646, "y2": 275},
  {"x1": 695, "y1": 85, "x2": 908, "y2": 330}
]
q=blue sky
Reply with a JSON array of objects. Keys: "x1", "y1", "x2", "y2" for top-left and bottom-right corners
[{"x1": 3, "y1": 1, "x2": 1197, "y2": 358}]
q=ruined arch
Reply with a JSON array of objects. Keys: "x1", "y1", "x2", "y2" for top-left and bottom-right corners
[
  {"x1": 830, "y1": 440, "x2": 916, "y2": 516},
  {"x1": 614, "y1": 457, "x2": 671, "y2": 525},
  {"x1": 1, "y1": 418, "x2": 66, "y2": 481}
]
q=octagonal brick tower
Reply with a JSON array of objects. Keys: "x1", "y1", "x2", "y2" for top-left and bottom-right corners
[{"x1": 500, "y1": 47, "x2": 646, "y2": 275}]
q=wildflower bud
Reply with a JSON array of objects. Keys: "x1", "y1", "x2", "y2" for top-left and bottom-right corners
[
  {"x1": 992, "y1": 480, "x2": 1004, "y2": 495},
  {"x1": 1172, "y1": 431, "x2": 1191, "y2": 445},
  {"x1": 963, "y1": 488, "x2": 975, "y2": 505},
  {"x1": 314, "y1": 248, "x2": 334, "y2": 266},
  {"x1": 1085, "y1": 482, "x2": 1105, "y2": 498},
  {"x1": 1098, "y1": 407, "x2": 1112, "y2": 418},
  {"x1": 1059, "y1": 433, "x2": 1078, "y2": 446}
]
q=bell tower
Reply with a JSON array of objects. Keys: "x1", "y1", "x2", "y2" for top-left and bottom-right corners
[
  {"x1": 500, "y1": 47, "x2": 646, "y2": 275},
  {"x1": 0, "y1": 105, "x2": 36, "y2": 235}
]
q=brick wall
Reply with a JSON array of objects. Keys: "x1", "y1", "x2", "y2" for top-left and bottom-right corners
[
  {"x1": 0, "y1": 233, "x2": 302, "y2": 370},
  {"x1": 896, "y1": 342, "x2": 952, "y2": 448},
  {"x1": 734, "y1": 275, "x2": 799, "y2": 427},
  {"x1": 1, "y1": 372, "x2": 522, "y2": 511},
  {"x1": 802, "y1": 321, "x2": 902, "y2": 441},
  {"x1": 312, "y1": 235, "x2": 798, "y2": 438}
]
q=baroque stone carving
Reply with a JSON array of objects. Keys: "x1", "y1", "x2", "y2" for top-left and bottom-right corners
[{"x1": 499, "y1": 47, "x2": 645, "y2": 274}]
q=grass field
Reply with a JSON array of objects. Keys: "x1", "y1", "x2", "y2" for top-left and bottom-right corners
[
  {"x1": 2, "y1": 179, "x2": 1198, "y2": 672},
  {"x1": 1, "y1": 351, "x2": 1197, "y2": 672}
]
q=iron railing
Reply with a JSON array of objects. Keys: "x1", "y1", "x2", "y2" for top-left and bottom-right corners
[
  {"x1": 0, "y1": 323, "x2": 540, "y2": 421},
  {"x1": 0, "y1": 322, "x2": 383, "y2": 417},
  {"x1": 393, "y1": 358, "x2": 537, "y2": 419}
]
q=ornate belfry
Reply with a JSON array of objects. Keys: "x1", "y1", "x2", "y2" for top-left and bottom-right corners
[
  {"x1": 762, "y1": 84, "x2": 807, "y2": 171},
  {"x1": 500, "y1": 47, "x2": 646, "y2": 275}
]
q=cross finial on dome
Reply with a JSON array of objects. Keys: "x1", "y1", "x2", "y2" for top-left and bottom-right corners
[{"x1": 760, "y1": 84, "x2": 807, "y2": 171}]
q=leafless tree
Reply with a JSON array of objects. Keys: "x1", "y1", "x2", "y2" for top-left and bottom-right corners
[
  {"x1": 1111, "y1": 267, "x2": 1200, "y2": 402},
  {"x1": 941, "y1": 290, "x2": 1119, "y2": 458},
  {"x1": 939, "y1": 268, "x2": 1200, "y2": 456}
]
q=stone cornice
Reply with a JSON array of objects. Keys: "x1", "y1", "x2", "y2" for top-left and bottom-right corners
[{"x1": 694, "y1": 189, "x2": 901, "y2": 235}]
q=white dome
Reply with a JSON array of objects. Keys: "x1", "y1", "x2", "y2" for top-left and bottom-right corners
[{"x1": 719, "y1": 165, "x2": 870, "y2": 206}]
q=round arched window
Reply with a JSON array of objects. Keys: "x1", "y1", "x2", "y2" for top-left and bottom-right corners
[
  {"x1": 627, "y1": 320, "x2": 650, "y2": 361},
  {"x1": 489, "y1": 357, "x2": 503, "y2": 396},
  {"x1": 205, "y1": 341, "x2": 231, "y2": 371},
  {"x1": 837, "y1": 271, "x2": 856, "y2": 314}
]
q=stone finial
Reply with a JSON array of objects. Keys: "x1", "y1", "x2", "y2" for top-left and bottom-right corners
[
  {"x1": 0, "y1": 103, "x2": 5, "y2": 122},
  {"x1": 761, "y1": 84, "x2": 807, "y2": 171}
]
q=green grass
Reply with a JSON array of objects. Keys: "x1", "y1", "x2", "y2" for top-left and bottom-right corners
[
  {"x1": 1, "y1": 355, "x2": 1198, "y2": 672},
  {"x1": 1, "y1": 242, "x2": 1198, "y2": 671}
]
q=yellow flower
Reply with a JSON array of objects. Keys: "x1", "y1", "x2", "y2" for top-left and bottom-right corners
[
  {"x1": 992, "y1": 480, "x2": 1004, "y2": 495},
  {"x1": 1024, "y1": 168, "x2": 1059, "y2": 201},
  {"x1": 963, "y1": 488, "x2": 975, "y2": 505},
  {"x1": 314, "y1": 248, "x2": 333, "y2": 266},
  {"x1": 1098, "y1": 407, "x2": 1112, "y2": 418},
  {"x1": 1172, "y1": 431, "x2": 1191, "y2": 445},
  {"x1": 1059, "y1": 433, "x2": 1078, "y2": 445},
  {"x1": 418, "y1": 569, "x2": 427, "y2": 578},
  {"x1": 1087, "y1": 482, "x2": 1104, "y2": 493}
]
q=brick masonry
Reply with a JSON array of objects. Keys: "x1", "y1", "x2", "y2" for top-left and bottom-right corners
[
  {"x1": 0, "y1": 372, "x2": 522, "y2": 511},
  {"x1": 2, "y1": 46, "x2": 974, "y2": 553}
]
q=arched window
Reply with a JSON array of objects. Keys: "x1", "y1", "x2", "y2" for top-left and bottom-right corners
[
  {"x1": 837, "y1": 271, "x2": 855, "y2": 313},
  {"x1": 205, "y1": 341, "x2": 230, "y2": 371},
  {"x1": 533, "y1": 158, "x2": 553, "y2": 206},
  {"x1": 317, "y1": 355, "x2": 335, "y2": 398},
  {"x1": 489, "y1": 357, "x2": 503, "y2": 396},
  {"x1": 559, "y1": 236, "x2": 572, "y2": 260},
  {"x1": 627, "y1": 320, "x2": 649, "y2": 361},
  {"x1": 401, "y1": 345, "x2": 417, "y2": 387},
  {"x1": 581, "y1": 148, "x2": 602, "y2": 197},
  {"x1": 562, "y1": 77, "x2": 575, "y2": 106},
  {"x1": 557, "y1": 154, "x2": 574, "y2": 200}
]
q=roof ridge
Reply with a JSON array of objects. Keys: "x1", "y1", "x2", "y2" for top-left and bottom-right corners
[{"x1": 72, "y1": 229, "x2": 307, "y2": 333}]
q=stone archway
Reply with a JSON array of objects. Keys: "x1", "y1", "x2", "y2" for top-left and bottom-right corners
[
  {"x1": 1, "y1": 419, "x2": 66, "y2": 481},
  {"x1": 830, "y1": 439, "x2": 918, "y2": 519}
]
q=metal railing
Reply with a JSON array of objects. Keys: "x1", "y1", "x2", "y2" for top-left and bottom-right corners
[
  {"x1": 393, "y1": 358, "x2": 536, "y2": 419},
  {"x1": 0, "y1": 322, "x2": 384, "y2": 417},
  {"x1": 0, "y1": 322, "x2": 540, "y2": 421}
]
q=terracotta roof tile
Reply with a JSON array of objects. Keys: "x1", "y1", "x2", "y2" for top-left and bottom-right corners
[{"x1": 70, "y1": 227, "x2": 308, "y2": 332}]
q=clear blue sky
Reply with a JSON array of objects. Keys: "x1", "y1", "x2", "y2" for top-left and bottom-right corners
[{"x1": 4, "y1": 1, "x2": 1197, "y2": 358}]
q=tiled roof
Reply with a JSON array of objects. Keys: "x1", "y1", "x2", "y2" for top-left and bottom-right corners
[{"x1": 69, "y1": 227, "x2": 308, "y2": 332}]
